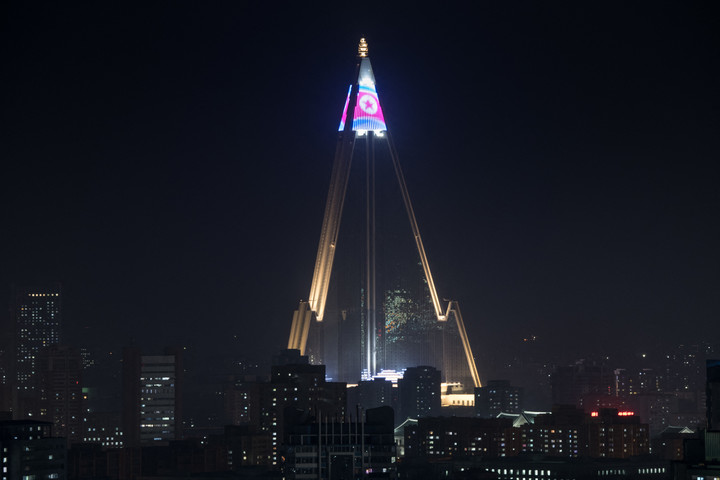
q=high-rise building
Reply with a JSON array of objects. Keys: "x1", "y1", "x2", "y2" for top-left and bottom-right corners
[
  {"x1": 121, "y1": 347, "x2": 183, "y2": 446},
  {"x1": 398, "y1": 366, "x2": 441, "y2": 421},
  {"x1": 264, "y1": 355, "x2": 346, "y2": 466},
  {"x1": 584, "y1": 408, "x2": 650, "y2": 458},
  {"x1": 12, "y1": 284, "x2": 62, "y2": 391},
  {"x1": 37, "y1": 345, "x2": 83, "y2": 443},
  {"x1": 475, "y1": 380, "x2": 522, "y2": 418},
  {"x1": 286, "y1": 39, "x2": 481, "y2": 393},
  {"x1": 551, "y1": 361, "x2": 613, "y2": 408},
  {"x1": 139, "y1": 355, "x2": 180, "y2": 444},
  {"x1": 224, "y1": 378, "x2": 263, "y2": 427},
  {"x1": 222, "y1": 351, "x2": 347, "y2": 467},
  {"x1": 614, "y1": 367, "x2": 660, "y2": 397}
]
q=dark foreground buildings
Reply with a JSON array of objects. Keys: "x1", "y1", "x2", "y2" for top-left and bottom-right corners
[
  {"x1": 283, "y1": 406, "x2": 396, "y2": 479},
  {"x1": 0, "y1": 419, "x2": 67, "y2": 480},
  {"x1": 404, "y1": 406, "x2": 649, "y2": 460},
  {"x1": 707, "y1": 359, "x2": 720, "y2": 430}
]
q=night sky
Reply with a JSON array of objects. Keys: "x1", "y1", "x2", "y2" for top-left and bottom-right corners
[{"x1": 3, "y1": 2, "x2": 719, "y2": 370}]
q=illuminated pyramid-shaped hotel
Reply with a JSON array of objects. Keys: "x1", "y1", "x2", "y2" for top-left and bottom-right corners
[{"x1": 287, "y1": 39, "x2": 480, "y2": 395}]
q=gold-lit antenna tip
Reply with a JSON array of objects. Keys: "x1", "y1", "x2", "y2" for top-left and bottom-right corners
[{"x1": 358, "y1": 38, "x2": 368, "y2": 57}]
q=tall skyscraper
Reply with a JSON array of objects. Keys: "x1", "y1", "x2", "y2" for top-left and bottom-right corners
[
  {"x1": 122, "y1": 347, "x2": 183, "y2": 446},
  {"x1": 12, "y1": 284, "x2": 62, "y2": 391},
  {"x1": 37, "y1": 345, "x2": 83, "y2": 443},
  {"x1": 264, "y1": 351, "x2": 346, "y2": 465},
  {"x1": 398, "y1": 366, "x2": 441, "y2": 421},
  {"x1": 286, "y1": 39, "x2": 481, "y2": 393}
]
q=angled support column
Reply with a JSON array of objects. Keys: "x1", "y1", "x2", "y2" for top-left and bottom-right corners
[
  {"x1": 288, "y1": 63, "x2": 360, "y2": 354},
  {"x1": 446, "y1": 300, "x2": 482, "y2": 388},
  {"x1": 287, "y1": 301, "x2": 314, "y2": 355},
  {"x1": 387, "y1": 131, "x2": 482, "y2": 388}
]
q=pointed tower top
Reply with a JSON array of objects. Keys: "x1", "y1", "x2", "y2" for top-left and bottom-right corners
[
  {"x1": 358, "y1": 38, "x2": 368, "y2": 57},
  {"x1": 339, "y1": 38, "x2": 386, "y2": 132}
]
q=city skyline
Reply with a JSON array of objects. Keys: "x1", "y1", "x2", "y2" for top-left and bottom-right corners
[{"x1": 2, "y1": 3, "x2": 719, "y2": 370}]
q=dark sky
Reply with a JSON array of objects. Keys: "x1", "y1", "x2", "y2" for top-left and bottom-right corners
[{"x1": 2, "y1": 2, "x2": 719, "y2": 367}]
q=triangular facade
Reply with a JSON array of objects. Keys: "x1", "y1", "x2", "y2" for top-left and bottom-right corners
[{"x1": 338, "y1": 57, "x2": 387, "y2": 132}]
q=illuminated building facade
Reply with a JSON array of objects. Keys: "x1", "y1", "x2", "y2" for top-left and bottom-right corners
[
  {"x1": 139, "y1": 355, "x2": 180, "y2": 444},
  {"x1": 585, "y1": 408, "x2": 649, "y2": 458},
  {"x1": 286, "y1": 39, "x2": 480, "y2": 393},
  {"x1": 122, "y1": 347, "x2": 183, "y2": 446},
  {"x1": 13, "y1": 284, "x2": 62, "y2": 391},
  {"x1": 476, "y1": 457, "x2": 669, "y2": 480},
  {"x1": 404, "y1": 416, "x2": 521, "y2": 459},
  {"x1": 402, "y1": 406, "x2": 649, "y2": 461}
]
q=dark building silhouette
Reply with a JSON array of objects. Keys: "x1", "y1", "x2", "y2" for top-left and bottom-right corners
[
  {"x1": 661, "y1": 344, "x2": 704, "y2": 394},
  {"x1": 222, "y1": 351, "x2": 348, "y2": 467},
  {"x1": 551, "y1": 361, "x2": 613, "y2": 408},
  {"x1": 0, "y1": 419, "x2": 66, "y2": 479},
  {"x1": 224, "y1": 377, "x2": 264, "y2": 427},
  {"x1": 37, "y1": 345, "x2": 83, "y2": 444},
  {"x1": 707, "y1": 359, "x2": 720, "y2": 430},
  {"x1": 273, "y1": 349, "x2": 308, "y2": 367},
  {"x1": 220, "y1": 424, "x2": 273, "y2": 467},
  {"x1": 0, "y1": 314, "x2": 11, "y2": 413},
  {"x1": 347, "y1": 377, "x2": 396, "y2": 413},
  {"x1": 613, "y1": 367, "x2": 659, "y2": 396},
  {"x1": 265, "y1": 354, "x2": 346, "y2": 466},
  {"x1": 68, "y1": 424, "x2": 275, "y2": 477},
  {"x1": 651, "y1": 425, "x2": 697, "y2": 460},
  {"x1": 81, "y1": 410, "x2": 123, "y2": 447},
  {"x1": 475, "y1": 380, "x2": 522, "y2": 418},
  {"x1": 283, "y1": 406, "x2": 396, "y2": 479},
  {"x1": 398, "y1": 366, "x2": 441, "y2": 421}
]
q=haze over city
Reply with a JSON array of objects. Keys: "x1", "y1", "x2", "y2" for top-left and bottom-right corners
[
  {"x1": 4, "y1": 3, "x2": 720, "y2": 479},
  {"x1": 3, "y1": 2, "x2": 719, "y2": 375}
]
